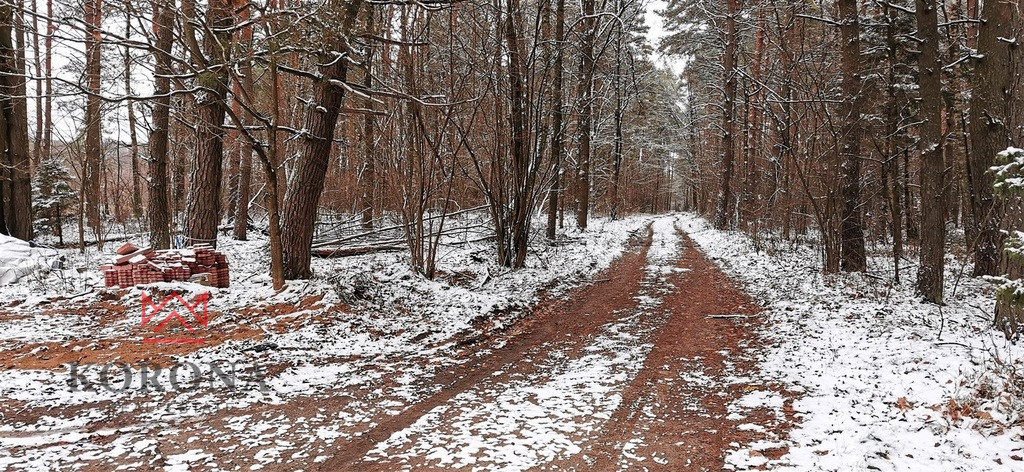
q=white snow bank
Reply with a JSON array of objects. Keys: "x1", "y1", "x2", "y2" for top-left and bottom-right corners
[
  {"x1": 0, "y1": 235, "x2": 61, "y2": 285},
  {"x1": 677, "y1": 213, "x2": 1024, "y2": 471}
]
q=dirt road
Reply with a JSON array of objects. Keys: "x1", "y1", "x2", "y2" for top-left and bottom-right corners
[
  {"x1": 318, "y1": 216, "x2": 794, "y2": 470},
  {"x1": 1, "y1": 216, "x2": 793, "y2": 470}
]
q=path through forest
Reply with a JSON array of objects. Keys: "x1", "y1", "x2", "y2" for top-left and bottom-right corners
[
  {"x1": 318, "y1": 216, "x2": 795, "y2": 470},
  {"x1": 0, "y1": 216, "x2": 796, "y2": 470}
]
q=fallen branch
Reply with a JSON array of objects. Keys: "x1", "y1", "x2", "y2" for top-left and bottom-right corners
[
  {"x1": 312, "y1": 245, "x2": 406, "y2": 258},
  {"x1": 311, "y1": 206, "x2": 488, "y2": 248}
]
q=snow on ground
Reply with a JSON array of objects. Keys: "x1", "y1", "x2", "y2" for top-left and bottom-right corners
[
  {"x1": 677, "y1": 214, "x2": 1024, "y2": 471},
  {"x1": 362, "y1": 215, "x2": 683, "y2": 470},
  {"x1": 0, "y1": 235, "x2": 62, "y2": 285},
  {"x1": 0, "y1": 215, "x2": 654, "y2": 470}
]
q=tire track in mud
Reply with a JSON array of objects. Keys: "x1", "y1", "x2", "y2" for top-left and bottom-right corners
[
  {"x1": 565, "y1": 230, "x2": 791, "y2": 471},
  {"x1": 329, "y1": 219, "x2": 793, "y2": 471},
  {"x1": 318, "y1": 222, "x2": 661, "y2": 470},
  {"x1": 324, "y1": 217, "x2": 684, "y2": 470}
]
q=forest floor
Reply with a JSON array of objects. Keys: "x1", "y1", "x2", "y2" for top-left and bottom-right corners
[{"x1": 0, "y1": 214, "x2": 1020, "y2": 470}]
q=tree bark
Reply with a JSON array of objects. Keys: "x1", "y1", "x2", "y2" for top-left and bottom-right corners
[
  {"x1": 609, "y1": 0, "x2": 624, "y2": 220},
  {"x1": 30, "y1": 0, "x2": 39, "y2": 171},
  {"x1": 838, "y1": 0, "x2": 866, "y2": 271},
  {"x1": 983, "y1": 2, "x2": 1024, "y2": 335},
  {"x1": 714, "y1": 0, "x2": 738, "y2": 229},
  {"x1": 967, "y1": 0, "x2": 1019, "y2": 276},
  {"x1": 148, "y1": 0, "x2": 173, "y2": 248},
  {"x1": 883, "y1": 3, "x2": 903, "y2": 283},
  {"x1": 0, "y1": 2, "x2": 30, "y2": 239},
  {"x1": 915, "y1": 0, "x2": 947, "y2": 303},
  {"x1": 575, "y1": 0, "x2": 595, "y2": 230},
  {"x1": 83, "y1": 0, "x2": 103, "y2": 244},
  {"x1": 280, "y1": 0, "x2": 364, "y2": 279},
  {"x1": 504, "y1": 0, "x2": 531, "y2": 268},
  {"x1": 184, "y1": 0, "x2": 234, "y2": 247},
  {"x1": 546, "y1": 0, "x2": 565, "y2": 240},
  {"x1": 358, "y1": 6, "x2": 376, "y2": 230},
  {"x1": 123, "y1": 9, "x2": 143, "y2": 221},
  {"x1": 232, "y1": 2, "x2": 253, "y2": 241},
  {"x1": 42, "y1": 0, "x2": 51, "y2": 183}
]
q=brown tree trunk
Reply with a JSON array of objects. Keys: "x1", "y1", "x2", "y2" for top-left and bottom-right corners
[
  {"x1": 983, "y1": 3, "x2": 1024, "y2": 335},
  {"x1": 714, "y1": 0, "x2": 738, "y2": 229},
  {"x1": 358, "y1": 6, "x2": 376, "y2": 230},
  {"x1": 0, "y1": 2, "x2": 30, "y2": 239},
  {"x1": 742, "y1": 11, "x2": 764, "y2": 229},
  {"x1": 231, "y1": 106, "x2": 252, "y2": 240},
  {"x1": 280, "y1": 0, "x2": 364, "y2": 279},
  {"x1": 83, "y1": 0, "x2": 103, "y2": 244},
  {"x1": 546, "y1": 0, "x2": 565, "y2": 240},
  {"x1": 883, "y1": 4, "x2": 903, "y2": 283},
  {"x1": 148, "y1": 0, "x2": 173, "y2": 248},
  {"x1": 915, "y1": 0, "x2": 947, "y2": 303},
  {"x1": 967, "y1": 0, "x2": 1019, "y2": 277},
  {"x1": 838, "y1": 0, "x2": 866, "y2": 271},
  {"x1": 30, "y1": 0, "x2": 39, "y2": 170},
  {"x1": 575, "y1": 0, "x2": 595, "y2": 230},
  {"x1": 42, "y1": 0, "x2": 50, "y2": 177},
  {"x1": 232, "y1": 3, "x2": 253, "y2": 241},
  {"x1": 184, "y1": 0, "x2": 234, "y2": 247},
  {"x1": 11, "y1": 2, "x2": 28, "y2": 239},
  {"x1": 265, "y1": 46, "x2": 285, "y2": 290},
  {"x1": 609, "y1": 1, "x2": 624, "y2": 220},
  {"x1": 504, "y1": 0, "x2": 532, "y2": 268},
  {"x1": 123, "y1": 10, "x2": 143, "y2": 221}
]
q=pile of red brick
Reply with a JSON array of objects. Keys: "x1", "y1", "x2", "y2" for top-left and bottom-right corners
[{"x1": 101, "y1": 243, "x2": 230, "y2": 288}]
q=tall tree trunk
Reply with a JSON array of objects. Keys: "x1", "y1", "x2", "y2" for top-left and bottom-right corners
[
  {"x1": 358, "y1": 6, "x2": 375, "y2": 230},
  {"x1": 265, "y1": 43, "x2": 285, "y2": 290},
  {"x1": 915, "y1": 0, "x2": 947, "y2": 303},
  {"x1": 883, "y1": 4, "x2": 903, "y2": 283},
  {"x1": 743, "y1": 11, "x2": 764, "y2": 229},
  {"x1": 83, "y1": 0, "x2": 103, "y2": 244},
  {"x1": 546, "y1": 0, "x2": 565, "y2": 240},
  {"x1": 967, "y1": 0, "x2": 1019, "y2": 276},
  {"x1": 232, "y1": 2, "x2": 253, "y2": 241},
  {"x1": 0, "y1": 4, "x2": 12, "y2": 236},
  {"x1": 838, "y1": 0, "x2": 866, "y2": 271},
  {"x1": 609, "y1": 1, "x2": 624, "y2": 220},
  {"x1": 30, "y1": 0, "x2": 39, "y2": 171},
  {"x1": 41, "y1": 0, "x2": 50, "y2": 181},
  {"x1": 280, "y1": 0, "x2": 364, "y2": 279},
  {"x1": 0, "y1": 1, "x2": 30, "y2": 239},
  {"x1": 504, "y1": 0, "x2": 532, "y2": 268},
  {"x1": 184, "y1": 0, "x2": 234, "y2": 247},
  {"x1": 714, "y1": 0, "x2": 738, "y2": 229},
  {"x1": 148, "y1": 0, "x2": 173, "y2": 248},
  {"x1": 122, "y1": 8, "x2": 142, "y2": 221},
  {"x1": 983, "y1": 3, "x2": 1024, "y2": 335},
  {"x1": 231, "y1": 100, "x2": 252, "y2": 240},
  {"x1": 575, "y1": 0, "x2": 595, "y2": 230}
]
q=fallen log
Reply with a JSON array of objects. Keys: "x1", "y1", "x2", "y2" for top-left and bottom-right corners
[
  {"x1": 311, "y1": 206, "x2": 489, "y2": 248},
  {"x1": 311, "y1": 245, "x2": 406, "y2": 258}
]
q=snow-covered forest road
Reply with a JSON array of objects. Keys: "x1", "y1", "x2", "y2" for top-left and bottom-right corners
[
  {"x1": 319, "y1": 217, "x2": 785, "y2": 470},
  {"x1": 1, "y1": 214, "x2": 1020, "y2": 471},
  {"x1": 0, "y1": 216, "x2": 795, "y2": 470}
]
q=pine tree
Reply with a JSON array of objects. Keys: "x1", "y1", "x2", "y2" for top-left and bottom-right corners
[{"x1": 33, "y1": 158, "x2": 77, "y2": 244}]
